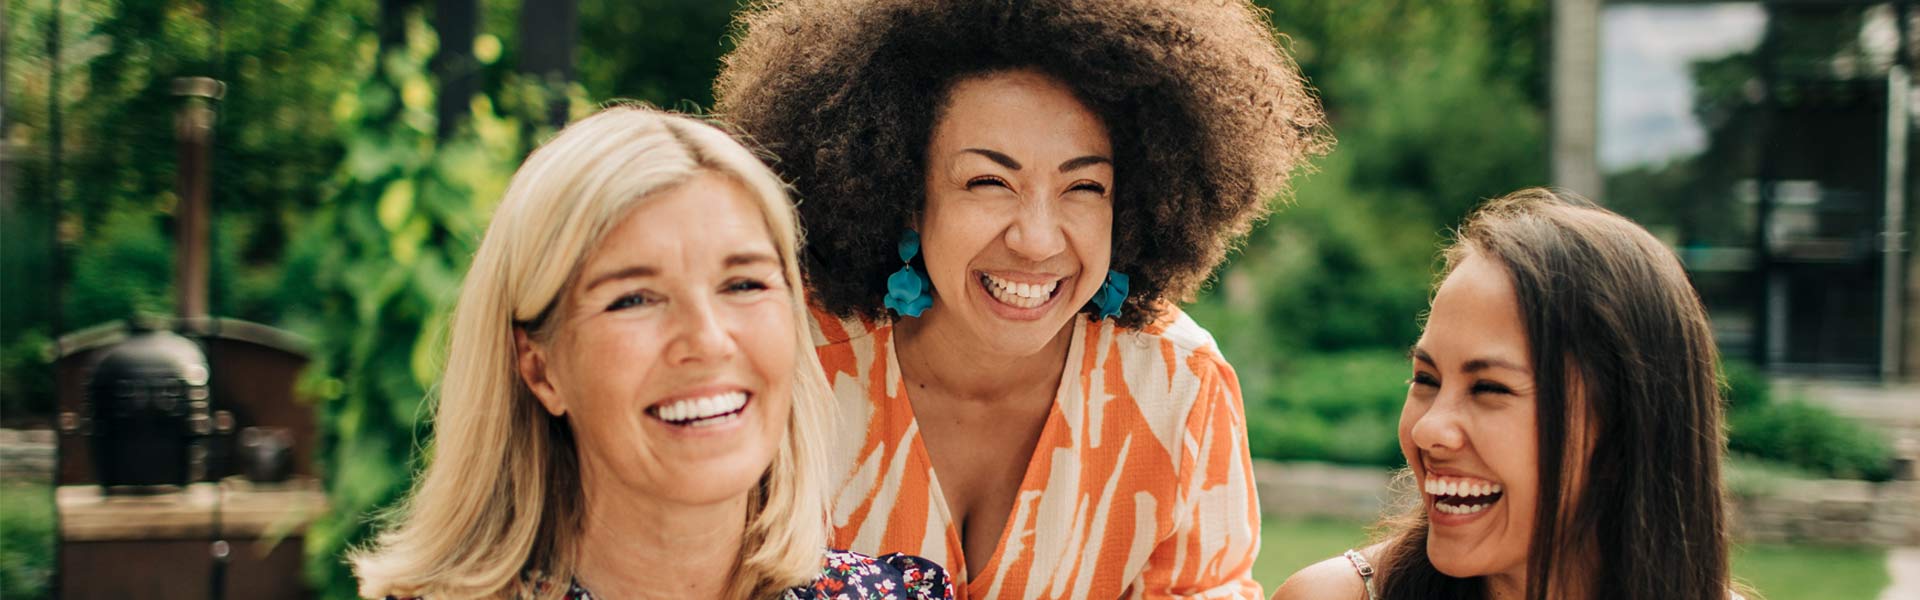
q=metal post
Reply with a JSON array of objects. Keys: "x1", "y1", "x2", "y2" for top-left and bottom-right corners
[
  {"x1": 48, "y1": 0, "x2": 64, "y2": 336},
  {"x1": 1551, "y1": 0, "x2": 1604, "y2": 200},
  {"x1": 171, "y1": 77, "x2": 223, "y2": 322},
  {"x1": 1884, "y1": 65, "x2": 1910, "y2": 380}
]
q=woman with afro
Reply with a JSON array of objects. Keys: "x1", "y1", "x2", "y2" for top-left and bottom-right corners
[{"x1": 716, "y1": 1, "x2": 1328, "y2": 597}]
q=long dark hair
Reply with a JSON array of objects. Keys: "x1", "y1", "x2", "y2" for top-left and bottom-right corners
[{"x1": 1376, "y1": 188, "x2": 1731, "y2": 600}]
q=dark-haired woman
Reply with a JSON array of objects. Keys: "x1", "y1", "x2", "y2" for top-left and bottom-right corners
[
  {"x1": 715, "y1": 0, "x2": 1327, "y2": 597},
  {"x1": 1273, "y1": 189, "x2": 1743, "y2": 600}
]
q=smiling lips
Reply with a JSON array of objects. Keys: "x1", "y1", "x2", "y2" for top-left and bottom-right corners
[
  {"x1": 1425, "y1": 475, "x2": 1506, "y2": 516},
  {"x1": 980, "y1": 273, "x2": 1062, "y2": 309},
  {"x1": 646, "y1": 391, "x2": 750, "y2": 428}
]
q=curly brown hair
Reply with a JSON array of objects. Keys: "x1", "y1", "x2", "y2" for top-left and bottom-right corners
[{"x1": 715, "y1": 0, "x2": 1330, "y2": 328}]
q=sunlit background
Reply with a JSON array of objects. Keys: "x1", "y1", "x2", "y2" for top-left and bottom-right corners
[{"x1": 2, "y1": 1, "x2": 1915, "y2": 598}]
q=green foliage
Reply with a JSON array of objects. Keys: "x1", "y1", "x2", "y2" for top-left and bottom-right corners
[
  {"x1": 0, "y1": 482, "x2": 54, "y2": 600},
  {"x1": 290, "y1": 18, "x2": 534, "y2": 598},
  {"x1": 574, "y1": 1, "x2": 745, "y2": 109},
  {"x1": 3, "y1": 0, "x2": 367, "y2": 418},
  {"x1": 1721, "y1": 359, "x2": 1771, "y2": 412},
  {"x1": 1728, "y1": 400, "x2": 1895, "y2": 482},
  {"x1": 1202, "y1": 0, "x2": 1550, "y2": 469},
  {"x1": 0, "y1": 333, "x2": 55, "y2": 420},
  {"x1": 1245, "y1": 350, "x2": 1408, "y2": 467}
]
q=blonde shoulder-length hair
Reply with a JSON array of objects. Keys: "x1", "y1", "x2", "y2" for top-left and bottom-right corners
[{"x1": 351, "y1": 105, "x2": 833, "y2": 600}]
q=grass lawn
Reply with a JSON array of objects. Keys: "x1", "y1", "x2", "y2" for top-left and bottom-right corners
[
  {"x1": 1253, "y1": 516, "x2": 1375, "y2": 591},
  {"x1": 1734, "y1": 542, "x2": 1889, "y2": 600},
  {"x1": 0, "y1": 481, "x2": 54, "y2": 600},
  {"x1": 1256, "y1": 516, "x2": 1891, "y2": 599}
]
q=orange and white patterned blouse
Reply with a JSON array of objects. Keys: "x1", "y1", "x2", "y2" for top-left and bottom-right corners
[{"x1": 811, "y1": 308, "x2": 1263, "y2": 600}]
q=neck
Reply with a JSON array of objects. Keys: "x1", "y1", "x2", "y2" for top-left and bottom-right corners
[
  {"x1": 1485, "y1": 569, "x2": 1525, "y2": 600},
  {"x1": 571, "y1": 459, "x2": 748, "y2": 600},
  {"x1": 893, "y1": 310, "x2": 1074, "y2": 401},
  {"x1": 1485, "y1": 564, "x2": 1590, "y2": 600}
]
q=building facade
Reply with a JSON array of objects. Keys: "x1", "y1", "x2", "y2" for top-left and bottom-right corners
[{"x1": 1555, "y1": 0, "x2": 1918, "y2": 380}]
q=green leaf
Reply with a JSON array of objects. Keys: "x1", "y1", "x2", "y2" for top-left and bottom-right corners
[{"x1": 376, "y1": 178, "x2": 416, "y2": 232}]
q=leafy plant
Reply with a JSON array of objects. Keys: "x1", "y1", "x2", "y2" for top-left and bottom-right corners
[
  {"x1": 1728, "y1": 400, "x2": 1895, "y2": 482},
  {"x1": 0, "y1": 483, "x2": 54, "y2": 600},
  {"x1": 1245, "y1": 350, "x2": 1409, "y2": 467},
  {"x1": 290, "y1": 17, "x2": 537, "y2": 597}
]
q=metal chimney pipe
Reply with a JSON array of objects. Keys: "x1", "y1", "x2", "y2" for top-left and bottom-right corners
[{"x1": 171, "y1": 77, "x2": 224, "y2": 321}]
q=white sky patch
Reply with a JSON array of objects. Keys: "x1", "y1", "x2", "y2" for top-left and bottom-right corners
[{"x1": 1599, "y1": 4, "x2": 1767, "y2": 171}]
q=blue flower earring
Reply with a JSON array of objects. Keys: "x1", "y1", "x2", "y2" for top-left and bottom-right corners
[
  {"x1": 1091, "y1": 270, "x2": 1130, "y2": 320},
  {"x1": 884, "y1": 230, "x2": 935, "y2": 317}
]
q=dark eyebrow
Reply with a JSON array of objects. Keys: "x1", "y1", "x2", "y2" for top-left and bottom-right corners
[
  {"x1": 1058, "y1": 155, "x2": 1111, "y2": 173},
  {"x1": 1409, "y1": 346, "x2": 1436, "y2": 368},
  {"x1": 584, "y1": 265, "x2": 657, "y2": 292},
  {"x1": 725, "y1": 252, "x2": 779, "y2": 268},
  {"x1": 1409, "y1": 346, "x2": 1530, "y2": 375},
  {"x1": 1463, "y1": 358, "x2": 1530, "y2": 375},
  {"x1": 960, "y1": 148, "x2": 1022, "y2": 170}
]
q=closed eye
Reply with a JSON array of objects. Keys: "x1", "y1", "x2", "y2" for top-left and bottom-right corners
[
  {"x1": 966, "y1": 175, "x2": 1011, "y2": 190},
  {"x1": 1069, "y1": 181, "x2": 1107, "y2": 195},
  {"x1": 1409, "y1": 372, "x2": 1439, "y2": 388},
  {"x1": 1471, "y1": 381, "x2": 1514, "y2": 395}
]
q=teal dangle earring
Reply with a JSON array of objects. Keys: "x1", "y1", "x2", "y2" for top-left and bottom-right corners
[
  {"x1": 1090, "y1": 270, "x2": 1130, "y2": 320},
  {"x1": 884, "y1": 230, "x2": 935, "y2": 317}
]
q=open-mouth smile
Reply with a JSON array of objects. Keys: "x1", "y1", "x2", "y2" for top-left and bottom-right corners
[{"x1": 645, "y1": 391, "x2": 751, "y2": 428}]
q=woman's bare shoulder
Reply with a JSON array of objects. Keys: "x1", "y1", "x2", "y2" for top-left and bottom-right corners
[{"x1": 1268, "y1": 548, "x2": 1376, "y2": 600}]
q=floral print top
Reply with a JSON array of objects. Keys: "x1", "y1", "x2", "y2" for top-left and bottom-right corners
[
  {"x1": 383, "y1": 550, "x2": 950, "y2": 600},
  {"x1": 553, "y1": 551, "x2": 950, "y2": 600}
]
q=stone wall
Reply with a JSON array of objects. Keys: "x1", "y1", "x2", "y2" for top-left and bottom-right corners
[
  {"x1": 0, "y1": 428, "x2": 54, "y2": 482},
  {"x1": 1253, "y1": 460, "x2": 1405, "y2": 522},
  {"x1": 1734, "y1": 479, "x2": 1920, "y2": 546}
]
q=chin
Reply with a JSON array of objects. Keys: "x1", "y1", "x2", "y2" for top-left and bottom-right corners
[
  {"x1": 1426, "y1": 545, "x2": 1520, "y2": 582},
  {"x1": 660, "y1": 464, "x2": 770, "y2": 505}
]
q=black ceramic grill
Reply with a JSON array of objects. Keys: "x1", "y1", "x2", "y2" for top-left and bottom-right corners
[{"x1": 84, "y1": 330, "x2": 214, "y2": 488}]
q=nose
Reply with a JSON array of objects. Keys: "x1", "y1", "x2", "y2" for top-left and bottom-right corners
[
  {"x1": 1003, "y1": 195, "x2": 1067, "y2": 262},
  {"x1": 1409, "y1": 392, "x2": 1469, "y2": 454},
  {"x1": 665, "y1": 295, "x2": 737, "y2": 365}
]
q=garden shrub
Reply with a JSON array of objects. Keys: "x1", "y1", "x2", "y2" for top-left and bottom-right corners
[{"x1": 1728, "y1": 400, "x2": 1895, "y2": 482}]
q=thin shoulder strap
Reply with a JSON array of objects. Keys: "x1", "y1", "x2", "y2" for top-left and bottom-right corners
[{"x1": 1343, "y1": 549, "x2": 1380, "y2": 600}]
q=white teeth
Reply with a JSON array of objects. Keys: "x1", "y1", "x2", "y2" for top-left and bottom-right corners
[
  {"x1": 1435, "y1": 501, "x2": 1493, "y2": 515},
  {"x1": 981, "y1": 274, "x2": 1061, "y2": 309},
  {"x1": 652, "y1": 392, "x2": 749, "y2": 425},
  {"x1": 1424, "y1": 476, "x2": 1504, "y2": 499}
]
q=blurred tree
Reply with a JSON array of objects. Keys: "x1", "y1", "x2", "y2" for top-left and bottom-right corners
[
  {"x1": 285, "y1": 8, "x2": 534, "y2": 595},
  {"x1": 573, "y1": 0, "x2": 742, "y2": 110},
  {"x1": 1198, "y1": 0, "x2": 1559, "y2": 361},
  {"x1": 2, "y1": 0, "x2": 366, "y2": 416},
  {"x1": 1191, "y1": 0, "x2": 1549, "y2": 414}
]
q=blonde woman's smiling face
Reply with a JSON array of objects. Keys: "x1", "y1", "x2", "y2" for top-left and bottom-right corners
[
  {"x1": 916, "y1": 69, "x2": 1114, "y2": 356},
  {"x1": 518, "y1": 172, "x2": 796, "y2": 508},
  {"x1": 1403, "y1": 252, "x2": 1540, "y2": 582}
]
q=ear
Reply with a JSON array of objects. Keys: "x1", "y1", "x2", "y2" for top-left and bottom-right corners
[{"x1": 515, "y1": 327, "x2": 567, "y2": 417}]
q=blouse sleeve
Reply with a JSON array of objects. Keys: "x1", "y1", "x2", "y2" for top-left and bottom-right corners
[{"x1": 1131, "y1": 349, "x2": 1265, "y2": 598}]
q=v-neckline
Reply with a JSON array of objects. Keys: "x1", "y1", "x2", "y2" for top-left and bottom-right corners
[{"x1": 884, "y1": 315, "x2": 1088, "y2": 589}]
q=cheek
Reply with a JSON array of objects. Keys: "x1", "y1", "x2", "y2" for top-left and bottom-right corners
[
  {"x1": 1488, "y1": 409, "x2": 1541, "y2": 521},
  {"x1": 922, "y1": 206, "x2": 1008, "y2": 271},
  {"x1": 1067, "y1": 202, "x2": 1113, "y2": 266},
  {"x1": 558, "y1": 322, "x2": 665, "y2": 407},
  {"x1": 733, "y1": 302, "x2": 798, "y2": 386}
]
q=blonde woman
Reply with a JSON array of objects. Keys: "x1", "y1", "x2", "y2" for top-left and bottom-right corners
[{"x1": 350, "y1": 106, "x2": 952, "y2": 600}]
